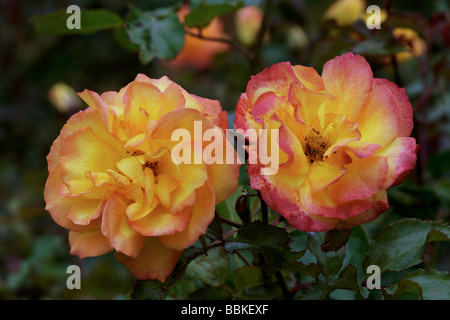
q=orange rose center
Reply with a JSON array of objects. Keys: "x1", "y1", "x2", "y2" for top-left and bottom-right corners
[
  {"x1": 304, "y1": 129, "x2": 330, "y2": 163},
  {"x1": 143, "y1": 160, "x2": 159, "y2": 175}
]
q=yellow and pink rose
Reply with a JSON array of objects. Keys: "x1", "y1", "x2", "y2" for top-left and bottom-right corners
[
  {"x1": 44, "y1": 74, "x2": 240, "y2": 281},
  {"x1": 234, "y1": 52, "x2": 418, "y2": 232}
]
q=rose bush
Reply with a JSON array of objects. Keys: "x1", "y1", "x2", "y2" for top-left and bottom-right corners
[
  {"x1": 44, "y1": 74, "x2": 240, "y2": 281},
  {"x1": 234, "y1": 52, "x2": 418, "y2": 232}
]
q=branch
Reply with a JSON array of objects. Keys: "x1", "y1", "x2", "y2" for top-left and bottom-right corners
[
  {"x1": 275, "y1": 271, "x2": 293, "y2": 300},
  {"x1": 218, "y1": 216, "x2": 243, "y2": 228}
]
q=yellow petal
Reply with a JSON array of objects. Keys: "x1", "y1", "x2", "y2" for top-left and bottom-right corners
[
  {"x1": 101, "y1": 194, "x2": 147, "y2": 258},
  {"x1": 69, "y1": 230, "x2": 113, "y2": 258},
  {"x1": 159, "y1": 180, "x2": 215, "y2": 251},
  {"x1": 308, "y1": 161, "x2": 347, "y2": 193},
  {"x1": 155, "y1": 173, "x2": 179, "y2": 209},
  {"x1": 129, "y1": 204, "x2": 190, "y2": 237}
]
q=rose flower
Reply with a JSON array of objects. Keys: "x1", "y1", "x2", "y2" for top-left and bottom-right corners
[
  {"x1": 234, "y1": 53, "x2": 418, "y2": 232},
  {"x1": 44, "y1": 74, "x2": 240, "y2": 281}
]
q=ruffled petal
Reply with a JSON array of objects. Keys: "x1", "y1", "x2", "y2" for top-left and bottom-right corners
[
  {"x1": 44, "y1": 164, "x2": 102, "y2": 232},
  {"x1": 69, "y1": 230, "x2": 113, "y2": 258},
  {"x1": 128, "y1": 204, "x2": 190, "y2": 237},
  {"x1": 246, "y1": 62, "x2": 298, "y2": 106},
  {"x1": 123, "y1": 80, "x2": 164, "y2": 123},
  {"x1": 59, "y1": 127, "x2": 122, "y2": 195},
  {"x1": 159, "y1": 180, "x2": 215, "y2": 250},
  {"x1": 300, "y1": 178, "x2": 374, "y2": 219},
  {"x1": 101, "y1": 194, "x2": 146, "y2": 258},
  {"x1": 357, "y1": 81, "x2": 400, "y2": 148},
  {"x1": 321, "y1": 52, "x2": 373, "y2": 122},
  {"x1": 115, "y1": 237, "x2": 182, "y2": 282},
  {"x1": 374, "y1": 78, "x2": 414, "y2": 137},
  {"x1": 308, "y1": 161, "x2": 346, "y2": 193},
  {"x1": 377, "y1": 137, "x2": 418, "y2": 188},
  {"x1": 78, "y1": 90, "x2": 112, "y2": 132},
  {"x1": 327, "y1": 155, "x2": 389, "y2": 203}
]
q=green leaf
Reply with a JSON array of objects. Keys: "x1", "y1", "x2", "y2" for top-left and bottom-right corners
[
  {"x1": 224, "y1": 221, "x2": 302, "y2": 267},
  {"x1": 285, "y1": 260, "x2": 321, "y2": 279},
  {"x1": 307, "y1": 232, "x2": 346, "y2": 278},
  {"x1": 113, "y1": 27, "x2": 139, "y2": 52},
  {"x1": 131, "y1": 246, "x2": 206, "y2": 300},
  {"x1": 321, "y1": 229, "x2": 351, "y2": 252},
  {"x1": 205, "y1": 214, "x2": 223, "y2": 241},
  {"x1": 215, "y1": 185, "x2": 244, "y2": 223},
  {"x1": 228, "y1": 220, "x2": 291, "y2": 248},
  {"x1": 32, "y1": 9, "x2": 123, "y2": 35},
  {"x1": 131, "y1": 279, "x2": 169, "y2": 300},
  {"x1": 294, "y1": 282, "x2": 326, "y2": 300},
  {"x1": 233, "y1": 266, "x2": 265, "y2": 291},
  {"x1": 382, "y1": 279, "x2": 423, "y2": 300},
  {"x1": 238, "y1": 164, "x2": 250, "y2": 186},
  {"x1": 343, "y1": 226, "x2": 370, "y2": 282},
  {"x1": 185, "y1": 247, "x2": 229, "y2": 286},
  {"x1": 401, "y1": 269, "x2": 450, "y2": 300},
  {"x1": 427, "y1": 226, "x2": 450, "y2": 242},
  {"x1": 363, "y1": 219, "x2": 450, "y2": 274},
  {"x1": 294, "y1": 265, "x2": 360, "y2": 300},
  {"x1": 328, "y1": 264, "x2": 360, "y2": 297},
  {"x1": 125, "y1": 5, "x2": 184, "y2": 65},
  {"x1": 185, "y1": 0, "x2": 260, "y2": 28}
]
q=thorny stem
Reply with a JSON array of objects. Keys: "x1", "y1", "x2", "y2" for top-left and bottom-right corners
[{"x1": 258, "y1": 190, "x2": 269, "y2": 224}]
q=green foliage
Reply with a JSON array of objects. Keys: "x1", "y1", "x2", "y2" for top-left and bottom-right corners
[
  {"x1": 363, "y1": 219, "x2": 450, "y2": 274},
  {"x1": 224, "y1": 221, "x2": 303, "y2": 269},
  {"x1": 32, "y1": 9, "x2": 123, "y2": 35},
  {"x1": 401, "y1": 269, "x2": 450, "y2": 300},
  {"x1": 125, "y1": 5, "x2": 185, "y2": 65}
]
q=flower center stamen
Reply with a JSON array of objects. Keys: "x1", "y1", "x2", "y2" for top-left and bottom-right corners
[
  {"x1": 143, "y1": 161, "x2": 159, "y2": 175},
  {"x1": 304, "y1": 129, "x2": 330, "y2": 163}
]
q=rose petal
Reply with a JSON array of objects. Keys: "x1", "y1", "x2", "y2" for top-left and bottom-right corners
[
  {"x1": 128, "y1": 205, "x2": 190, "y2": 237},
  {"x1": 101, "y1": 194, "x2": 147, "y2": 258},
  {"x1": 115, "y1": 237, "x2": 182, "y2": 282},
  {"x1": 377, "y1": 137, "x2": 418, "y2": 188},
  {"x1": 159, "y1": 180, "x2": 215, "y2": 251},
  {"x1": 44, "y1": 164, "x2": 102, "y2": 232},
  {"x1": 374, "y1": 78, "x2": 413, "y2": 137},
  {"x1": 59, "y1": 127, "x2": 122, "y2": 195},
  {"x1": 69, "y1": 230, "x2": 113, "y2": 258},
  {"x1": 358, "y1": 82, "x2": 400, "y2": 148},
  {"x1": 321, "y1": 52, "x2": 373, "y2": 122},
  {"x1": 327, "y1": 155, "x2": 389, "y2": 203}
]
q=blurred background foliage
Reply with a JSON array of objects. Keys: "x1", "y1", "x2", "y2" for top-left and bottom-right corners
[{"x1": 0, "y1": 0, "x2": 449, "y2": 299}]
